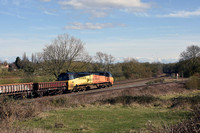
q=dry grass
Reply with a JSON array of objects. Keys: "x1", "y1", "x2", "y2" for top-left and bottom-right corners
[{"x1": 0, "y1": 97, "x2": 38, "y2": 128}]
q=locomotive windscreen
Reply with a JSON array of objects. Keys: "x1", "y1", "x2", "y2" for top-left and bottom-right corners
[{"x1": 58, "y1": 73, "x2": 69, "y2": 81}]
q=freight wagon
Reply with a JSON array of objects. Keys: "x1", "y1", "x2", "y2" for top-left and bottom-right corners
[
  {"x1": 0, "y1": 83, "x2": 33, "y2": 96},
  {"x1": 0, "y1": 72, "x2": 114, "y2": 98},
  {"x1": 0, "y1": 81, "x2": 67, "y2": 98}
]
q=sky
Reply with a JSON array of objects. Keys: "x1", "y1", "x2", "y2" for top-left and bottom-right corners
[{"x1": 0, "y1": 0, "x2": 200, "y2": 63}]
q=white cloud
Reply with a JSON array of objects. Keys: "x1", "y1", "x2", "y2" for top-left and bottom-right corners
[
  {"x1": 58, "y1": 0, "x2": 152, "y2": 17},
  {"x1": 65, "y1": 22, "x2": 125, "y2": 30},
  {"x1": 89, "y1": 10, "x2": 108, "y2": 18},
  {"x1": 158, "y1": 8, "x2": 200, "y2": 18},
  {"x1": 135, "y1": 57, "x2": 179, "y2": 63},
  {"x1": 59, "y1": 0, "x2": 151, "y2": 9},
  {"x1": 43, "y1": 10, "x2": 58, "y2": 16}
]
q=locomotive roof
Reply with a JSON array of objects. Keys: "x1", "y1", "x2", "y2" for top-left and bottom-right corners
[
  {"x1": 65, "y1": 71, "x2": 109, "y2": 74},
  {"x1": 59, "y1": 71, "x2": 111, "y2": 76}
]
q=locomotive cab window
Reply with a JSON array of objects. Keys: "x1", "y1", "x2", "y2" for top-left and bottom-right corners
[
  {"x1": 108, "y1": 72, "x2": 112, "y2": 77},
  {"x1": 58, "y1": 74, "x2": 69, "y2": 81},
  {"x1": 105, "y1": 72, "x2": 110, "y2": 77},
  {"x1": 69, "y1": 74, "x2": 75, "y2": 80}
]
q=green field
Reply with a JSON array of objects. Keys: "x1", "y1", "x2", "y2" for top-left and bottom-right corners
[{"x1": 16, "y1": 105, "x2": 190, "y2": 133}]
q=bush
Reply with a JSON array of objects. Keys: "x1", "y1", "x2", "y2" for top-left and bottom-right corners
[
  {"x1": 0, "y1": 97, "x2": 37, "y2": 123},
  {"x1": 166, "y1": 108, "x2": 200, "y2": 132},
  {"x1": 186, "y1": 76, "x2": 200, "y2": 90},
  {"x1": 147, "y1": 106, "x2": 200, "y2": 133},
  {"x1": 102, "y1": 95, "x2": 160, "y2": 105},
  {"x1": 171, "y1": 96, "x2": 200, "y2": 109},
  {"x1": 49, "y1": 97, "x2": 69, "y2": 107}
]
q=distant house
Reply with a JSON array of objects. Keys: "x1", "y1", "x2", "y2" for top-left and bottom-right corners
[
  {"x1": 1, "y1": 64, "x2": 9, "y2": 69},
  {"x1": 9, "y1": 64, "x2": 17, "y2": 71},
  {"x1": 0, "y1": 63, "x2": 9, "y2": 73}
]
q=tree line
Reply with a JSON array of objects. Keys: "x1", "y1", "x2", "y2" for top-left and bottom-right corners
[
  {"x1": 2, "y1": 33, "x2": 200, "y2": 82},
  {"x1": 163, "y1": 45, "x2": 200, "y2": 77}
]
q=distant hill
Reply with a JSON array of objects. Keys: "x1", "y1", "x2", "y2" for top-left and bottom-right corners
[
  {"x1": 0, "y1": 56, "x2": 16, "y2": 63},
  {"x1": 115, "y1": 57, "x2": 179, "y2": 64}
]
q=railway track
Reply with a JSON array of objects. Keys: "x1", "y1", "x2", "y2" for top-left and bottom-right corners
[
  {"x1": 65, "y1": 77, "x2": 184, "y2": 97},
  {"x1": 24, "y1": 76, "x2": 185, "y2": 103}
]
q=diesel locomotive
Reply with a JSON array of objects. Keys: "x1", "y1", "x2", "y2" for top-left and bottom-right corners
[
  {"x1": 58, "y1": 72, "x2": 114, "y2": 91},
  {"x1": 0, "y1": 72, "x2": 114, "y2": 98}
]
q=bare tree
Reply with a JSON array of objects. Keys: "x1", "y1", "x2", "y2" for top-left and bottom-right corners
[
  {"x1": 35, "y1": 52, "x2": 43, "y2": 63},
  {"x1": 95, "y1": 52, "x2": 115, "y2": 71},
  {"x1": 22, "y1": 52, "x2": 29, "y2": 62},
  {"x1": 42, "y1": 33, "x2": 90, "y2": 78},
  {"x1": 180, "y1": 45, "x2": 200, "y2": 61},
  {"x1": 95, "y1": 52, "x2": 105, "y2": 68},
  {"x1": 179, "y1": 45, "x2": 200, "y2": 76},
  {"x1": 123, "y1": 57, "x2": 138, "y2": 63},
  {"x1": 106, "y1": 54, "x2": 115, "y2": 71},
  {"x1": 31, "y1": 53, "x2": 37, "y2": 63}
]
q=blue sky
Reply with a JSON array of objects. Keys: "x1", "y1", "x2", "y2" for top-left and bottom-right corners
[{"x1": 0, "y1": 0, "x2": 200, "y2": 62}]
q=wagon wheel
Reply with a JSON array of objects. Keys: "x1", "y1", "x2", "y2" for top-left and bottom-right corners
[
  {"x1": 96, "y1": 84, "x2": 101, "y2": 89},
  {"x1": 62, "y1": 87, "x2": 67, "y2": 94},
  {"x1": 72, "y1": 86, "x2": 77, "y2": 92},
  {"x1": 37, "y1": 91, "x2": 44, "y2": 97}
]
